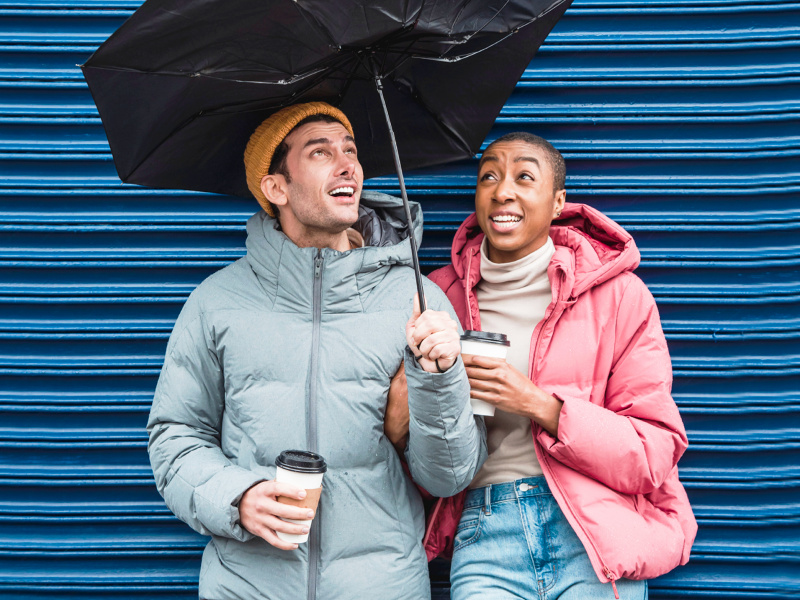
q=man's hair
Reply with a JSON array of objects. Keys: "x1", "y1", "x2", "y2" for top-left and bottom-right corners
[
  {"x1": 268, "y1": 113, "x2": 343, "y2": 183},
  {"x1": 481, "y1": 132, "x2": 566, "y2": 192}
]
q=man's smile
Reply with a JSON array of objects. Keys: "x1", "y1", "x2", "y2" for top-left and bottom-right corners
[{"x1": 328, "y1": 185, "x2": 356, "y2": 198}]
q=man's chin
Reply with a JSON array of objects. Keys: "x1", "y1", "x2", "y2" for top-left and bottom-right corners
[
  {"x1": 335, "y1": 203, "x2": 361, "y2": 227},
  {"x1": 324, "y1": 212, "x2": 361, "y2": 235}
]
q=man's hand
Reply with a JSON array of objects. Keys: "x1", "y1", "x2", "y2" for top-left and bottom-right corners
[
  {"x1": 385, "y1": 363, "x2": 410, "y2": 454},
  {"x1": 239, "y1": 480, "x2": 316, "y2": 550},
  {"x1": 463, "y1": 354, "x2": 563, "y2": 437},
  {"x1": 406, "y1": 294, "x2": 461, "y2": 373}
]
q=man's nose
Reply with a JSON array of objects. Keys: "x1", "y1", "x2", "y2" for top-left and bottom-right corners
[{"x1": 335, "y1": 149, "x2": 357, "y2": 177}]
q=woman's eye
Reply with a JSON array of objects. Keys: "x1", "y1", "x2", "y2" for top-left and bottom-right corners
[
  {"x1": 519, "y1": 173, "x2": 533, "y2": 181},
  {"x1": 480, "y1": 173, "x2": 496, "y2": 181}
]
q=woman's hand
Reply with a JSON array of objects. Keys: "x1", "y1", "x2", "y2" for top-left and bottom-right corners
[
  {"x1": 463, "y1": 353, "x2": 563, "y2": 437},
  {"x1": 385, "y1": 363, "x2": 410, "y2": 454}
]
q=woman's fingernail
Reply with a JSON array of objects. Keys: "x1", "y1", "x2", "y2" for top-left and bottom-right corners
[
  {"x1": 302, "y1": 527, "x2": 310, "y2": 533},
  {"x1": 307, "y1": 510, "x2": 315, "y2": 519},
  {"x1": 298, "y1": 491, "x2": 306, "y2": 499}
]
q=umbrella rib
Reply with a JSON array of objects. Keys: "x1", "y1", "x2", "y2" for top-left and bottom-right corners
[
  {"x1": 379, "y1": 39, "x2": 423, "y2": 78},
  {"x1": 455, "y1": 0, "x2": 510, "y2": 44},
  {"x1": 288, "y1": 1, "x2": 337, "y2": 50},
  {"x1": 411, "y1": 14, "x2": 538, "y2": 64},
  {"x1": 291, "y1": 58, "x2": 361, "y2": 106},
  {"x1": 332, "y1": 55, "x2": 363, "y2": 106},
  {"x1": 118, "y1": 64, "x2": 352, "y2": 181},
  {"x1": 81, "y1": 62, "x2": 326, "y2": 86},
  {"x1": 411, "y1": 89, "x2": 475, "y2": 159},
  {"x1": 413, "y1": 0, "x2": 563, "y2": 63}
]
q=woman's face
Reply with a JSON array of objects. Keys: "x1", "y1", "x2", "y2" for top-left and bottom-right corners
[{"x1": 474, "y1": 141, "x2": 565, "y2": 263}]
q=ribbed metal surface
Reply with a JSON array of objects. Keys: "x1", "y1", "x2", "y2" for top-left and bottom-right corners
[{"x1": 1, "y1": 0, "x2": 798, "y2": 598}]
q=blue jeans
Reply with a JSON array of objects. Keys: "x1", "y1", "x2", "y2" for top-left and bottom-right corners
[{"x1": 449, "y1": 476, "x2": 648, "y2": 600}]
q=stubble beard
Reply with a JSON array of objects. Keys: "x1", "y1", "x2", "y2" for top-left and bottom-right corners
[{"x1": 287, "y1": 181, "x2": 359, "y2": 238}]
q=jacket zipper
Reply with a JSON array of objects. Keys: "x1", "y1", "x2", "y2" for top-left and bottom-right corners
[
  {"x1": 307, "y1": 250, "x2": 323, "y2": 600},
  {"x1": 604, "y1": 566, "x2": 620, "y2": 599}
]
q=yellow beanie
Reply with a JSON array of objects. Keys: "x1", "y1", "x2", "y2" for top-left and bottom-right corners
[{"x1": 244, "y1": 101, "x2": 354, "y2": 216}]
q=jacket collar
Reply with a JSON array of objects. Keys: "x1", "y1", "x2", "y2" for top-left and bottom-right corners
[
  {"x1": 244, "y1": 191, "x2": 423, "y2": 312},
  {"x1": 451, "y1": 202, "x2": 640, "y2": 303}
]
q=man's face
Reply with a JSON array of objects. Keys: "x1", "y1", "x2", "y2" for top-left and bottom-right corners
[
  {"x1": 279, "y1": 120, "x2": 363, "y2": 236},
  {"x1": 475, "y1": 141, "x2": 565, "y2": 263}
]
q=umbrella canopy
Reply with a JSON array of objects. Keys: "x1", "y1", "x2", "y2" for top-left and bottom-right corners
[
  {"x1": 81, "y1": 0, "x2": 572, "y2": 310},
  {"x1": 82, "y1": 0, "x2": 571, "y2": 197}
]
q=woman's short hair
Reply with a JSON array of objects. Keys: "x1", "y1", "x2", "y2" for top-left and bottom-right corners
[{"x1": 481, "y1": 132, "x2": 566, "y2": 192}]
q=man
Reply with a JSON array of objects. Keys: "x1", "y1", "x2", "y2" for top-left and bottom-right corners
[
  {"x1": 147, "y1": 102, "x2": 487, "y2": 600},
  {"x1": 390, "y1": 132, "x2": 696, "y2": 598}
]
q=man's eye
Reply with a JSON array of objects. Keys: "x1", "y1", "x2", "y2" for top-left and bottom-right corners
[
  {"x1": 480, "y1": 173, "x2": 496, "y2": 181},
  {"x1": 519, "y1": 173, "x2": 533, "y2": 181}
]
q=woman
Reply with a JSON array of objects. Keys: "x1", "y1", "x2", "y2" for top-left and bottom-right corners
[{"x1": 401, "y1": 132, "x2": 697, "y2": 599}]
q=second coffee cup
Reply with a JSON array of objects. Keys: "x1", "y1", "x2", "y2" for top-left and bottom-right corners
[
  {"x1": 274, "y1": 450, "x2": 327, "y2": 544},
  {"x1": 460, "y1": 330, "x2": 510, "y2": 417}
]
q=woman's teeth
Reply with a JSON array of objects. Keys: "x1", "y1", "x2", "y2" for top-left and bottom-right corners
[{"x1": 491, "y1": 215, "x2": 521, "y2": 228}]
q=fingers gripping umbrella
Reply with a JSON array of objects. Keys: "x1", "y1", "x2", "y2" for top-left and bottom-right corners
[{"x1": 81, "y1": 0, "x2": 573, "y2": 311}]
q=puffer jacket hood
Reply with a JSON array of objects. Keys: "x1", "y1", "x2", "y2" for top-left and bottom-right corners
[
  {"x1": 147, "y1": 189, "x2": 486, "y2": 600},
  {"x1": 425, "y1": 202, "x2": 697, "y2": 589},
  {"x1": 246, "y1": 190, "x2": 423, "y2": 301},
  {"x1": 448, "y1": 202, "x2": 640, "y2": 305}
]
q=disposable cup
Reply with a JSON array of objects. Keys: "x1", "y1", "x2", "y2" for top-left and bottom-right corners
[
  {"x1": 460, "y1": 330, "x2": 510, "y2": 417},
  {"x1": 274, "y1": 450, "x2": 327, "y2": 544}
]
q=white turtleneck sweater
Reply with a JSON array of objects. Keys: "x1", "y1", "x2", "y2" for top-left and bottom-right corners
[{"x1": 469, "y1": 236, "x2": 555, "y2": 489}]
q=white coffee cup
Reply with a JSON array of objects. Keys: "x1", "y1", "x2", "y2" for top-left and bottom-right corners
[
  {"x1": 460, "y1": 330, "x2": 511, "y2": 417},
  {"x1": 274, "y1": 450, "x2": 327, "y2": 544}
]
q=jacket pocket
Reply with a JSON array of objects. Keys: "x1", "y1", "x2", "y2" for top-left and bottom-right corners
[{"x1": 453, "y1": 506, "x2": 484, "y2": 553}]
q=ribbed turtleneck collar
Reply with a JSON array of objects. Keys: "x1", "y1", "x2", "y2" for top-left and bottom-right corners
[{"x1": 479, "y1": 236, "x2": 555, "y2": 289}]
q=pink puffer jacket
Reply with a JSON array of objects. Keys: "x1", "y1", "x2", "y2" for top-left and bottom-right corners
[{"x1": 424, "y1": 203, "x2": 697, "y2": 590}]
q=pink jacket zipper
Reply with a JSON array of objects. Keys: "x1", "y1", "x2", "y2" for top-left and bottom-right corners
[{"x1": 604, "y1": 567, "x2": 620, "y2": 599}]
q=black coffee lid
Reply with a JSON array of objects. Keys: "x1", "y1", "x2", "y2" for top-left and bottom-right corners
[
  {"x1": 461, "y1": 330, "x2": 510, "y2": 346},
  {"x1": 275, "y1": 450, "x2": 327, "y2": 474}
]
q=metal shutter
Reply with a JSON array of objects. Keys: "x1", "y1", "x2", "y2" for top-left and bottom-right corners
[{"x1": 1, "y1": 1, "x2": 798, "y2": 598}]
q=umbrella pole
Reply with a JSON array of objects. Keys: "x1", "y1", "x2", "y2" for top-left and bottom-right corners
[{"x1": 374, "y1": 77, "x2": 427, "y2": 313}]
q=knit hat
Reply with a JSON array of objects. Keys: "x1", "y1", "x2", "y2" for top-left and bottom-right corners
[{"x1": 244, "y1": 101, "x2": 354, "y2": 216}]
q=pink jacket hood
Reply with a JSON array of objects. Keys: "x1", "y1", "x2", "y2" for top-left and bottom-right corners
[
  {"x1": 425, "y1": 203, "x2": 697, "y2": 590},
  {"x1": 449, "y1": 202, "x2": 640, "y2": 307}
]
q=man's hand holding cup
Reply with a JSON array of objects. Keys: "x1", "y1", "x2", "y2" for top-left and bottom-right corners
[
  {"x1": 238, "y1": 480, "x2": 315, "y2": 550},
  {"x1": 239, "y1": 450, "x2": 327, "y2": 551}
]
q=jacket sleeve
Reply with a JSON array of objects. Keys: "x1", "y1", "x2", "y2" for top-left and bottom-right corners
[
  {"x1": 147, "y1": 294, "x2": 264, "y2": 540},
  {"x1": 535, "y1": 276, "x2": 688, "y2": 496},
  {"x1": 403, "y1": 281, "x2": 488, "y2": 497}
]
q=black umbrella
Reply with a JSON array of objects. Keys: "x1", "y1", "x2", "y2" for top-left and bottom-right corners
[{"x1": 81, "y1": 0, "x2": 572, "y2": 310}]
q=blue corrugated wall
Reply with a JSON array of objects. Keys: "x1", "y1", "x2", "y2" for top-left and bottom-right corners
[{"x1": 1, "y1": 0, "x2": 799, "y2": 598}]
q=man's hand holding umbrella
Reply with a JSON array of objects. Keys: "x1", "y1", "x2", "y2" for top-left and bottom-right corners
[{"x1": 406, "y1": 293, "x2": 461, "y2": 374}]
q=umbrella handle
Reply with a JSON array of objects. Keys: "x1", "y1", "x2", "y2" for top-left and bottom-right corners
[{"x1": 374, "y1": 77, "x2": 427, "y2": 313}]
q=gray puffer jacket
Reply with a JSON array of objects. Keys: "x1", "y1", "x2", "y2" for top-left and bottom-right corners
[{"x1": 147, "y1": 191, "x2": 487, "y2": 600}]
